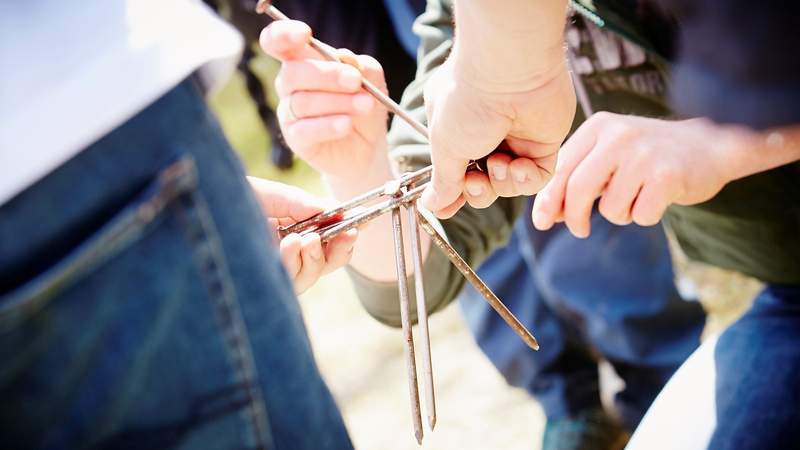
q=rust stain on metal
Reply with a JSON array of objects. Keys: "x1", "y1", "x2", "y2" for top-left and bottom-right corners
[
  {"x1": 406, "y1": 198, "x2": 437, "y2": 430},
  {"x1": 391, "y1": 196, "x2": 424, "y2": 445},
  {"x1": 416, "y1": 212, "x2": 540, "y2": 351}
]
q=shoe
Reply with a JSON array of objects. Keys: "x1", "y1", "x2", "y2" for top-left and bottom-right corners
[{"x1": 541, "y1": 407, "x2": 629, "y2": 450}]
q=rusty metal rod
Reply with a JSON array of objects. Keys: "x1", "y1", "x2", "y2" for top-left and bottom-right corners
[
  {"x1": 279, "y1": 160, "x2": 484, "y2": 239},
  {"x1": 279, "y1": 166, "x2": 432, "y2": 238},
  {"x1": 391, "y1": 195, "x2": 424, "y2": 445},
  {"x1": 303, "y1": 185, "x2": 425, "y2": 242},
  {"x1": 257, "y1": 1, "x2": 429, "y2": 139},
  {"x1": 406, "y1": 198, "x2": 436, "y2": 430},
  {"x1": 416, "y1": 212, "x2": 540, "y2": 351}
]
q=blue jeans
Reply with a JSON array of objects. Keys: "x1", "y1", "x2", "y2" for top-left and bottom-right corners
[
  {"x1": 460, "y1": 201, "x2": 705, "y2": 429},
  {"x1": 709, "y1": 284, "x2": 800, "y2": 449},
  {"x1": 0, "y1": 79, "x2": 353, "y2": 450}
]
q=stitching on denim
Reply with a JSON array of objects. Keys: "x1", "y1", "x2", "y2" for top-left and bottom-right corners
[
  {"x1": 0, "y1": 159, "x2": 198, "y2": 333},
  {"x1": 174, "y1": 189, "x2": 273, "y2": 450}
]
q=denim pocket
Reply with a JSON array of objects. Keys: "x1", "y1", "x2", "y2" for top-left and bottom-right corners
[
  {"x1": 0, "y1": 155, "x2": 278, "y2": 450},
  {"x1": 0, "y1": 158, "x2": 198, "y2": 333}
]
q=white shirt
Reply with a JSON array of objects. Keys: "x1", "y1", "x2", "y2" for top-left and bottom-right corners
[{"x1": 0, "y1": 0, "x2": 243, "y2": 205}]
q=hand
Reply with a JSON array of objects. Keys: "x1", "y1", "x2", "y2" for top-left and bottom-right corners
[
  {"x1": 259, "y1": 19, "x2": 391, "y2": 185},
  {"x1": 531, "y1": 114, "x2": 737, "y2": 238},
  {"x1": 422, "y1": 56, "x2": 576, "y2": 218},
  {"x1": 249, "y1": 177, "x2": 357, "y2": 294}
]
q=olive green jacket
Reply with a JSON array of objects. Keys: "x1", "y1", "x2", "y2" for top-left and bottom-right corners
[{"x1": 350, "y1": 0, "x2": 800, "y2": 327}]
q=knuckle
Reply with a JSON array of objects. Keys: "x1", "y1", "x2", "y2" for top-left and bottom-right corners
[{"x1": 651, "y1": 166, "x2": 680, "y2": 190}]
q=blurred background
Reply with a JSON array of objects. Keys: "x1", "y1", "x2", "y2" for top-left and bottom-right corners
[{"x1": 206, "y1": 54, "x2": 761, "y2": 450}]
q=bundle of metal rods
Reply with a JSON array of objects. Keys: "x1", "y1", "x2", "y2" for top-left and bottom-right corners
[{"x1": 256, "y1": 1, "x2": 539, "y2": 444}]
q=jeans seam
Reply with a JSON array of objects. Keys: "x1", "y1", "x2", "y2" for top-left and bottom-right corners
[
  {"x1": 0, "y1": 158, "x2": 198, "y2": 333},
  {"x1": 174, "y1": 188, "x2": 273, "y2": 450}
]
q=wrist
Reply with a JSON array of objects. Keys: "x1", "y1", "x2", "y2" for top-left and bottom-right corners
[
  {"x1": 324, "y1": 148, "x2": 394, "y2": 201},
  {"x1": 710, "y1": 122, "x2": 800, "y2": 182},
  {"x1": 453, "y1": 0, "x2": 568, "y2": 93},
  {"x1": 451, "y1": 48, "x2": 569, "y2": 94}
]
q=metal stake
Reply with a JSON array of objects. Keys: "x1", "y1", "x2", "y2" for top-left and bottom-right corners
[
  {"x1": 391, "y1": 194, "x2": 424, "y2": 445},
  {"x1": 416, "y1": 212, "x2": 540, "y2": 351},
  {"x1": 406, "y1": 198, "x2": 436, "y2": 430}
]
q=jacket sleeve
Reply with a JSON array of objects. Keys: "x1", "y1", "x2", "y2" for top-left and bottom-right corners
[{"x1": 348, "y1": 0, "x2": 525, "y2": 327}]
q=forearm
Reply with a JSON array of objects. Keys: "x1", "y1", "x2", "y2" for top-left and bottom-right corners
[
  {"x1": 714, "y1": 122, "x2": 800, "y2": 183},
  {"x1": 453, "y1": 0, "x2": 569, "y2": 92}
]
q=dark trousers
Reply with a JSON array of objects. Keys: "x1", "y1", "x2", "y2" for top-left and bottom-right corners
[{"x1": 460, "y1": 200, "x2": 705, "y2": 430}]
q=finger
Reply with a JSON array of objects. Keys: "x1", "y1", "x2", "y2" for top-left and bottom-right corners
[
  {"x1": 259, "y1": 20, "x2": 318, "y2": 61},
  {"x1": 631, "y1": 185, "x2": 669, "y2": 227},
  {"x1": 354, "y1": 54, "x2": 387, "y2": 93},
  {"x1": 287, "y1": 91, "x2": 375, "y2": 120},
  {"x1": 321, "y1": 229, "x2": 357, "y2": 276},
  {"x1": 277, "y1": 59, "x2": 362, "y2": 97},
  {"x1": 421, "y1": 155, "x2": 470, "y2": 215},
  {"x1": 294, "y1": 233, "x2": 326, "y2": 294},
  {"x1": 598, "y1": 165, "x2": 642, "y2": 226},
  {"x1": 433, "y1": 194, "x2": 467, "y2": 220},
  {"x1": 280, "y1": 113, "x2": 353, "y2": 150},
  {"x1": 248, "y1": 177, "x2": 328, "y2": 221},
  {"x1": 486, "y1": 152, "x2": 516, "y2": 197},
  {"x1": 279, "y1": 233, "x2": 303, "y2": 280},
  {"x1": 464, "y1": 171, "x2": 498, "y2": 209},
  {"x1": 335, "y1": 48, "x2": 364, "y2": 70},
  {"x1": 509, "y1": 157, "x2": 549, "y2": 196},
  {"x1": 631, "y1": 169, "x2": 681, "y2": 226},
  {"x1": 562, "y1": 144, "x2": 617, "y2": 238},
  {"x1": 532, "y1": 120, "x2": 600, "y2": 230}
]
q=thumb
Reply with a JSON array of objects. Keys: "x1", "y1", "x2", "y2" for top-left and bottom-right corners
[
  {"x1": 248, "y1": 177, "x2": 327, "y2": 221},
  {"x1": 421, "y1": 149, "x2": 469, "y2": 215}
]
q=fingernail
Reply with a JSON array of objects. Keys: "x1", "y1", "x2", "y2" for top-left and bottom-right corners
[
  {"x1": 514, "y1": 171, "x2": 528, "y2": 183},
  {"x1": 492, "y1": 166, "x2": 507, "y2": 181},
  {"x1": 466, "y1": 183, "x2": 483, "y2": 196},
  {"x1": 339, "y1": 67, "x2": 361, "y2": 90},
  {"x1": 333, "y1": 117, "x2": 350, "y2": 134},
  {"x1": 310, "y1": 246, "x2": 322, "y2": 259},
  {"x1": 353, "y1": 94, "x2": 373, "y2": 113}
]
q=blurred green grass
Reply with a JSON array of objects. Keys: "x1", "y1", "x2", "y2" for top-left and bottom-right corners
[{"x1": 208, "y1": 53, "x2": 325, "y2": 194}]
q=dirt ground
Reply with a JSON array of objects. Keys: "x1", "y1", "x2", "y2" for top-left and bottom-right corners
[{"x1": 299, "y1": 271, "x2": 545, "y2": 450}]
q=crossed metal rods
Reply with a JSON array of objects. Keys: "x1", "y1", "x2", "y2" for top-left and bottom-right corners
[{"x1": 257, "y1": 1, "x2": 539, "y2": 444}]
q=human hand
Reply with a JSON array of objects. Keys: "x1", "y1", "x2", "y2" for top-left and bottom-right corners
[
  {"x1": 259, "y1": 19, "x2": 390, "y2": 184},
  {"x1": 531, "y1": 114, "x2": 736, "y2": 238},
  {"x1": 249, "y1": 177, "x2": 357, "y2": 294},
  {"x1": 422, "y1": 56, "x2": 576, "y2": 218}
]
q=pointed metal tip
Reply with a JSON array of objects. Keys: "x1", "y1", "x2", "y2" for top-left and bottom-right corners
[
  {"x1": 428, "y1": 415, "x2": 437, "y2": 430},
  {"x1": 415, "y1": 430, "x2": 424, "y2": 445}
]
